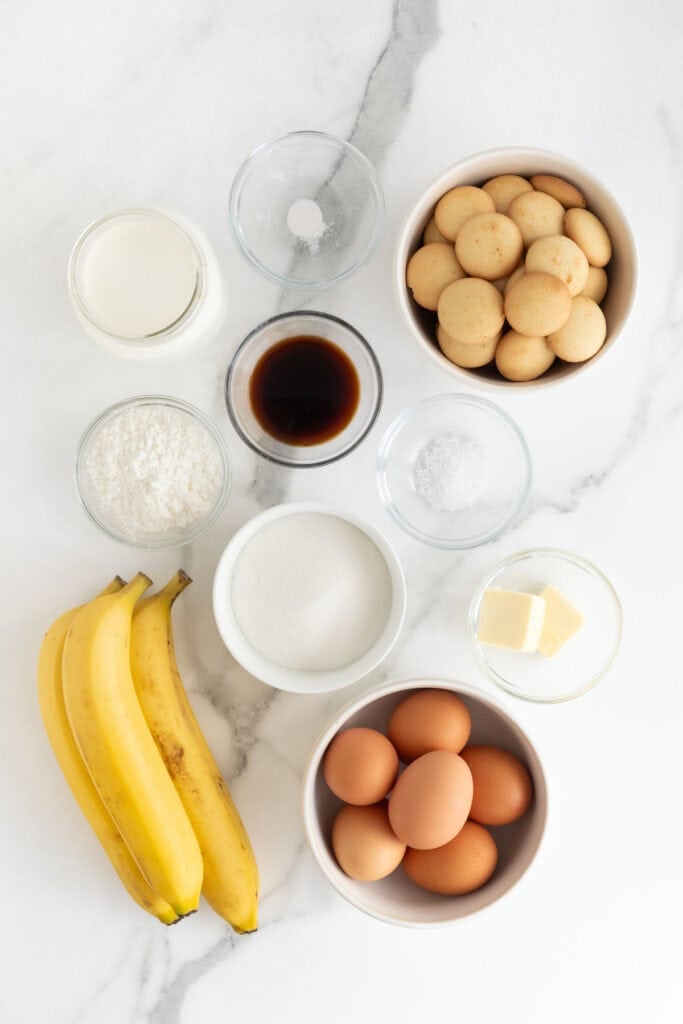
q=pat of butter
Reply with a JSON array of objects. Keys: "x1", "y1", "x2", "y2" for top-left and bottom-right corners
[
  {"x1": 477, "y1": 588, "x2": 545, "y2": 653},
  {"x1": 538, "y1": 585, "x2": 584, "y2": 657}
]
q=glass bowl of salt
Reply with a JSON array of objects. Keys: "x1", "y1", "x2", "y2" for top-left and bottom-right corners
[
  {"x1": 376, "y1": 394, "x2": 531, "y2": 549},
  {"x1": 229, "y1": 131, "x2": 385, "y2": 289}
]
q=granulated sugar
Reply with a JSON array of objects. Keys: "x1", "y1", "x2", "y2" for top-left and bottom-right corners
[
  {"x1": 230, "y1": 512, "x2": 393, "y2": 672},
  {"x1": 85, "y1": 404, "x2": 222, "y2": 535}
]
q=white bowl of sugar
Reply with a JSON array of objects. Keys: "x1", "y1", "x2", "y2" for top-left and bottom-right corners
[{"x1": 212, "y1": 502, "x2": 407, "y2": 693}]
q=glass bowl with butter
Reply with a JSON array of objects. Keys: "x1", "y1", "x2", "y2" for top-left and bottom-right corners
[{"x1": 468, "y1": 548, "x2": 622, "y2": 703}]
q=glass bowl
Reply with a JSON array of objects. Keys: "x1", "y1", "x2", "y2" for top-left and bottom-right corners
[
  {"x1": 226, "y1": 311, "x2": 383, "y2": 468},
  {"x1": 229, "y1": 131, "x2": 385, "y2": 289},
  {"x1": 469, "y1": 548, "x2": 623, "y2": 702},
  {"x1": 376, "y1": 394, "x2": 531, "y2": 548},
  {"x1": 75, "y1": 395, "x2": 230, "y2": 549}
]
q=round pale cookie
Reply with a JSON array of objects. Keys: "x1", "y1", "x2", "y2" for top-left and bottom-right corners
[
  {"x1": 437, "y1": 322, "x2": 499, "y2": 368},
  {"x1": 406, "y1": 243, "x2": 465, "y2": 311},
  {"x1": 482, "y1": 174, "x2": 534, "y2": 213},
  {"x1": 495, "y1": 331, "x2": 555, "y2": 382},
  {"x1": 581, "y1": 265, "x2": 608, "y2": 304},
  {"x1": 525, "y1": 235, "x2": 589, "y2": 297},
  {"x1": 438, "y1": 278, "x2": 504, "y2": 346},
  {"x1": 507, "y1": 191, "x2": 565, "y2": 248},
  {"x1": 504, "y1": 271, "x2": 572, "y2": 337},
  {"x1": 547, "y1": 295, "x2": 607, "y2": 362},
  {"x1": 564, "y1": 208, "x2": 612, "y2": 267},
  {"x1": 455, "y1": 212, "x2": 524, "y2": 280},
  {"x1": 434, "y1": 186, "x2": 495, "y2": 241},
  {"x1": 504, "y1": 264, "x2": 526, "y2": 295},
  {"x1": 423, "y1": 216, "x2": 449, "y2": 245},
  {"x1": 530, "y1": 174, "x2": 586, "y2": 209}
]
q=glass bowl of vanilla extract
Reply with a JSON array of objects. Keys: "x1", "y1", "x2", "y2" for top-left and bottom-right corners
[{"x1": 225, "y1": 311, "x2": 383, "y2": 467}]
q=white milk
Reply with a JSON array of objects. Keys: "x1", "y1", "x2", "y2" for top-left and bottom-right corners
[{"x1": 69, "y1": 208, "x2": 226, "y2": 360}]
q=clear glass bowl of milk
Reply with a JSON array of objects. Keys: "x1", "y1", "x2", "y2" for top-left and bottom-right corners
[{"x1": 68, "y1": 207, "x2": 225, "y2": 359}]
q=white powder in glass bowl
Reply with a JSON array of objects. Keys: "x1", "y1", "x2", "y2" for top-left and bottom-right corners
[
  {"x1": 84, "y1": 404, "x2": 223, "y2": 536},
  {"x1": 413, "y1": 434, "x2": 486, "y2": 512}
]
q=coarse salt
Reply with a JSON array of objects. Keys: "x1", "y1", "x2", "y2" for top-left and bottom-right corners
[
  {"x1": 85, "y1": 404, "x2": 222, "y2": 535},
  {"x1": 414, "y1": 434, "x2": 486, "y2": 512}
]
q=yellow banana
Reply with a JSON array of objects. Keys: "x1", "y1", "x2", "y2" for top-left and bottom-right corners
[
  {"x1": 62, "y1": 573, "x2": 203, "y2": 918},
  {"x1": 37, "y1": 578, "x2": 178, "y2": 925},
  {"x1": 131, "y1": 571, "x2": 259, "y2": 933}
]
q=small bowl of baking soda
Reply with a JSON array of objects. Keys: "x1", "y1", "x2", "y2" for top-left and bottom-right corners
[
  {"x1": 75, "y1": 395, "x2": 230, "y2": 549},
  {"x1": 229, "y1": 131, "x2": 385, "y2": 289},
  {"x1": 376, "y1": 394, "x2": 531, "y2": 549}
]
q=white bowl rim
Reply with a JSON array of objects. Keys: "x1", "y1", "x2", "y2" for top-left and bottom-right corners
[
  {"x1": 302, "y1": 675, "x2": 549, "y2": 928},
  {"x1": 468, "y1": 546, "x2": 623, "y2": 703},
  {"x1": 212, "y1": 501, "x2": 407, "y2": 693},
  {"x1": 394, "y1": 145, "x2": 638, "y2": 392}
]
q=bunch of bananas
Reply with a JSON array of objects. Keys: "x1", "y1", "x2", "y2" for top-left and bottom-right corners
[{"x1": 37, "y1": 571, "x2": 259, "y2": 932}]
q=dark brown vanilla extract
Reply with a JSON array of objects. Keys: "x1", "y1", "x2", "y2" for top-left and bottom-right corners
[{"x1": 249, "y1": 335, "x2": 360, "y2": 445}]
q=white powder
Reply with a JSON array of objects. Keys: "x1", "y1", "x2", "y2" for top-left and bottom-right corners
[
  {"x1": 230, "y1": 512, "x2": 393, "y2": 672},
  {"x1": 414, "y1": 434, "x2": 486, "y2": 512},
  {"x1": 85, "y1": 405, "x2": 222, "y2": 535},
  {"x1": 286, "y1": 198, "x2": 326, "y2": 252}
]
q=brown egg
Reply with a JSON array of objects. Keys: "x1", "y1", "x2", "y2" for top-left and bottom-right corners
[
  {"x1": 403, "y1": 820, "x2": 498, "y2": 895},
  {"x1": 461, "y1": 745, "x2": 533, "y2": 826},
  {"x1": 388, "y1": 750, "x2": 473, "y2": 850},
  {"x1": 332, "y1": 801, "x2": 406, "y2": 881},
  {"x1": 323, "y1": 727, "x2": 399, "y2": 806},
  {"x1": 387, "y1": 689, "x2": 472, "y2": 762}
]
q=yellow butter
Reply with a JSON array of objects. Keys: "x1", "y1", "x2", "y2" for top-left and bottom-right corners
[
  {"x1": 538, "y1": 585, "x2": 584, "y2": 657},
  {"x1": 477, "y1": 588, "x2": 545, "y2": 653}
]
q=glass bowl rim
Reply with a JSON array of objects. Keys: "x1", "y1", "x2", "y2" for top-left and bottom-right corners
[
  {"x1": 225, "y1": 310, "x2": 384, "y2": 468},
  {"x1": 228, "y1": 129, "x2": 386, "y2": 290},
  {"x1": 467, "y1": 546, "x2": 624, "y2": 703},
  {"x1": 376, "y1": 392, "x2": 532, "y2": 549},
  {"x1": 74, "y1": 394, "x2": 231, "y2": 549}
]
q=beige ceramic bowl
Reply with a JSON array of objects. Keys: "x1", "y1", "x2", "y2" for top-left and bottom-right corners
[
  {"x1": 302, "y1": 678, "x2": 548, "y2": 927},
  {"x1": 394, "y1": 147, "x2": 637, "y2": 390}
]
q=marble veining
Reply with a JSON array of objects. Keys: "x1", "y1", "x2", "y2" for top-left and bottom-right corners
[{"x1": 3, "y1": 1, "x2": 681, "y2": 1022}]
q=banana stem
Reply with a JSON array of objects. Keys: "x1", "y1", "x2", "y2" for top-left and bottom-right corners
[
  {"x1": 98, "y1": 577, "x2": 126, "y2": 598},
  {"x1": 157, "y1": 570, "x2": 193, "y2": 608},
  {"x1": 120, "y1": 573, "x2": 153, "y2": 606}
]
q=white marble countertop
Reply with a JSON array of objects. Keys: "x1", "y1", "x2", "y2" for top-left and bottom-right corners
[{"x1": 3, "y1": 1, "x2": 681, "y2": 1021}]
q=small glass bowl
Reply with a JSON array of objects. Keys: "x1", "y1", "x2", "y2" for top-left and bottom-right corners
[
  {"x1": 376, "y1": 394, "x2": 531, "y2": 548},
  {"x1": 226, "y1": 311, "x2": 383, "y2": 468},
  {"x1": 75, "y1": 396, "x2": 231, "y2": 549},
  {"x1": 229, "y1": 131, "x2": 385, "y2": 289},
  {"x1": 469, "y1": 548, "x2": 623, "y2": 703}
]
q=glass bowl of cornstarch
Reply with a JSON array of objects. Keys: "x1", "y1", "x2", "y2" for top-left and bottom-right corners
[
  {"x1": 75, "y1": 395, "x2": 230, "y2": 548},
  {"x1": 376, "y1": 394, "x2": 531, "y2": 549}
]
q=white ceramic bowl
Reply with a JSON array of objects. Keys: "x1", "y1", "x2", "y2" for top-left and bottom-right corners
[
  {"x1": 212, "y1": 502, "x2": 406, "y2": 693},
  {"x1": 302, "y1": 678, "x2": 548, "y2": 927},
  {"x1": 394, "y1": 147, "x2": 637, "y2": 391}
]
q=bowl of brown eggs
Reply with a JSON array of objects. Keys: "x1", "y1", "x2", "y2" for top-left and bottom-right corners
[
  {"x1": 302, "y1": 678, "x2": 547, "y2": 926},
  {"x1": 394, "y1": 147, "x2": 637, "y2": 388}
]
